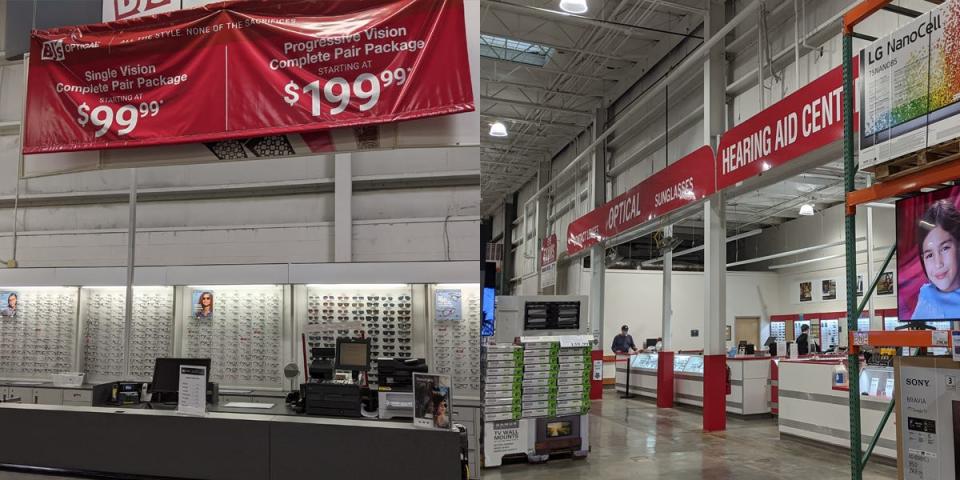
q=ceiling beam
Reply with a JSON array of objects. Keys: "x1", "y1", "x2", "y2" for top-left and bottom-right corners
[
  {"x1": 481, "y1": 56, "x2": 617, "y2": 82},
  {"x1": 482, "y1": 78, "x2": 603, "y2": 100},
  {"x1": 483, "y1": 143, "x2": 551, "y2": 154},
  {"x1": 480, "y1": 114, "x2": 587, "y2": 131},
  {"x1": 483, "y1": 0, "x2": 703, "y2": 40},
  {"x1": 480, "y1": 95, "x2": 594, "y2": 117},
  {"x1": 480, "y1": 32, "x2": 643, "y2": 62}
]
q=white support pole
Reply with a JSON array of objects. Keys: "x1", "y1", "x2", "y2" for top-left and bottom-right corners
[
  {"x1": 704, "y1": 193, "x2": 727, "y2": 355},
  {"x1": 334, "y1": 153, "x2": 352, "y2": 262},
  {"x1": 703, "y1": 0, "x2": 726, "y2": 356},
  {"x1": 123, "y1": 168, "x2": 137, "y2": 378},
  {"x1": 662, "y1": 225, "x2": 673, "y2": 350},
  {"x1": 867, "y1": 203, "x2": 878, "y2": 330}
]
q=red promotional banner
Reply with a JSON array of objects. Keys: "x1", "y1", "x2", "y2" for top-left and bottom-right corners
[
  {"x1": 540, "y1": 234, "x2": 557, "y2": 268},
  {"x1": 566, "y1": 145, "x2": 715, "y2": 256},
  {"x1": 24, "y1": 0, "x2": 473, "y2": 154},
  {"x1": 716, "y1": 61, "x2": 858, "y2": 190}
]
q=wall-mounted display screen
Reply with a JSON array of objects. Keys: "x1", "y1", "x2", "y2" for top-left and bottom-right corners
[
  {"x1": 898, "y1": 184, "x2": 960, "y2": 321},
  {"x1": 523, "y1": 301, "x2": 580, "y2": 331}
]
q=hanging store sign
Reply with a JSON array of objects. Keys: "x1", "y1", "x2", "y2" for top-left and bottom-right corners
[
  {"x1": 24, "y1": 0, "x2": 474, "y2": 154},
  {"x1": 540, "y1": 234, "x2": 557, "y2": 289},
  {"x1": 566, "y1": 146, "x2": 715, "y2": 256},
  {"x1": 716, "y1": 62, "x2": 858, "y2": 190}
]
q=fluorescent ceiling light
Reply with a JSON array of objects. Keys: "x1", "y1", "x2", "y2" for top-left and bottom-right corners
[
  {"x1": 559, "y1": 0, "x2": 588, "y2": 14},
  {"x1": 799, "y1": 203, "x2": 815, "y2": 216},
  {"x1": 489, "y1": 121, "x2": 508, "y2": 137}
]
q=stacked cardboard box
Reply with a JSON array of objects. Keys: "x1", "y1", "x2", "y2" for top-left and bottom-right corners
[
  {"x1": 520, "y1": 341, "x2": 591, "y2": 418},
  {"x1": 483, "y1": 345, "x2": 523, "y2": 421}
]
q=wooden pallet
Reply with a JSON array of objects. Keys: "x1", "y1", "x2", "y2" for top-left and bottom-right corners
[{"x1": 865, "y1": 138, "x2": 960, "y2": 182}]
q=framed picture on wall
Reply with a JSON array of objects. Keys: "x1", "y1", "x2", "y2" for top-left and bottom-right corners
[
  {"x1": 725, "y1": 325, "x2": 731, "y2": 341},
  {"x1": 799, "y1": 281, "x2": 813, "y2": 302},
  {"x1": 193, "y1": 290, "x2": 214, "y2": 319},
  {"x1": 821, "y1": 279, "x2": 837, "y2": 301},
  {"x1": 857, "y1": 275, "x2": 864, "y2": 296},
  {"x1": 877, "y1": 272, "x2": 895, "y2": 296},
  {"x1": 0, "y1": 291, "x2": 18, "y2": 317}
]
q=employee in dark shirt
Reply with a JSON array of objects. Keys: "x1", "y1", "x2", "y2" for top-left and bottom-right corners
[
  {"x1": 796, "y1": 324, "x2": 810, "y2": 355},
  {"x1": 611, "y1": 325, "x2": 639, "y2": 354}
]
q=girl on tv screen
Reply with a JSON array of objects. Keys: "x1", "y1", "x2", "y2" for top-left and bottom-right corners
[{"x1": 912, "y1": 199, "x2": 960, "y2": 319}]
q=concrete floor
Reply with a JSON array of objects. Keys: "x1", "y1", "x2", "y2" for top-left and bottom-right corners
[
  {"x1": 483, "y1": 390, "x2": 899, "y2": 480},
  {"x1": 0, "y1": 390, "x2": 900, "y2": 480}
]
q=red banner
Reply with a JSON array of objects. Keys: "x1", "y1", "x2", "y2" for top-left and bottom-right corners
[
  {"x1": 566, "y1": 146, "x2": 715, "y2": 256},
  {"x1": 716, "y1": 61, "x2": 858, "y2": 190},
  {"x1": 24, "y1": 0, "x2": 473, "y2": 154},
  {"x1": 540, "y1": 234, "x2": 557, "y2": 268}
]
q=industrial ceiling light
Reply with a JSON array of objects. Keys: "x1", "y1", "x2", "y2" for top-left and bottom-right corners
[
  {"x1": 559, "y1": 0, "x2": 588, "y2": 14},
  {"x1": 489, "y1": 121, "x2": 508, "y2": 137},
  {"x1": 799, "y1": 203, "x2": 815, "y2": 216}
]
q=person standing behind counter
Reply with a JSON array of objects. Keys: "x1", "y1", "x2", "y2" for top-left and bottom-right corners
[
  {"x1": 796, "y1": 324, "x2": 810, "y2": 355},
  {"x1": 611, "y1": 325, "x2": 639, "y2": 355}
]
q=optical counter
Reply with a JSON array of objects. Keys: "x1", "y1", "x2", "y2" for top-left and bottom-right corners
[{"x1": 0, "y1": 402, "x2": 462, "y2": 480}]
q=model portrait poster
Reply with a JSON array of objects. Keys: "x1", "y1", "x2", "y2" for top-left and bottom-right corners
[
  {"x1": 799, "y1": 281, "x2": 813, "y2": 303},
  {"x1": 897, "y1": 185, "x2": 960, "y2": 320},
  {"x1": 821, "y1": 279, "x2": 838, "y2": 301},
  {"x1": 193, "y1": 290, "x2": 214, "y2": 319},
  {"x1": 413, "y1": 372, "x2": 452, "y2": 430},
  {"x1": 877, "y1": 272, "x2": 895, "y2": 296},
  {"x1": 0, "y1": 291, "x2": 18, "y2": 317},
  {"x1": 857, "y1": 274, "x2": 864, "y2": 296}
]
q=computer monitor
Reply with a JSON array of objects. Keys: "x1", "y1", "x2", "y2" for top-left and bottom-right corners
[
  {"x1": 335, "y1": 338, "x2": 371, "y2": 372},
  {"x1": 644, "y1": 338, "x2": 658, "y2": 348},
  {"x1": 150, "y1": 358, "x2": 211, "y2": 393}
]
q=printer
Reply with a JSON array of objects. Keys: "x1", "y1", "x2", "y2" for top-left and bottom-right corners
[{"x1": 376, "y1": 358, "x2": 428, "y2": 420}]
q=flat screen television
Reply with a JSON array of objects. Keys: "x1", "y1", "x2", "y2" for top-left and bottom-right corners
[
  {"x1": 481, "y1": 287, "x2": 495, "y2": 337},
  {"x1": 897, "y1": 184, "x2": 960, "y2": 321}
]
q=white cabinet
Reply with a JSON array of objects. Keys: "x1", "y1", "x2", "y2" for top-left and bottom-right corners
[
  {"x1": 62, "y1": 389, "x2": 91, "y2": 406},
  {"x1": 8, "y1": 387, "x2": 34, "y2": 404},
  {"x1": 452, "y1": 404, "x2": 480, "y2": 480},
  {"x1": 33, "y1": 388, "x2": 62, "y2": 405}
]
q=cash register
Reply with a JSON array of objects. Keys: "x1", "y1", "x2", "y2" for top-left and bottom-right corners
[{"x1": 300, "y1": 338, "x2": 370, "y2": 417}]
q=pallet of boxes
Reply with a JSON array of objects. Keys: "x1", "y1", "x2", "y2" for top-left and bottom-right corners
[{"x1": 482, "y1": 337, "x2": 592, "y2": 468}]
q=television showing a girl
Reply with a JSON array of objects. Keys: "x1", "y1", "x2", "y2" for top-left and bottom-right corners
[{"x1": 899, "y1": 190, "x2": 960, "y2": 321}]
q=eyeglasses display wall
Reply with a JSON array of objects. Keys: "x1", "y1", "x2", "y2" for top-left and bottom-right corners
[
  {"x1": 0, "y1": 287, "x2": 79, "y2": 379},
  {"x1": 432, "y1": 284, "x2": 481, "y2": 398},
  {"x1": 80, "y1": 287, "x2": 175, "y2": 382},
  {"x1": 183, "y1": 286, "x2": 285, "y2": 388},
  {"x1": 304, "y1": 285, "x2": 415, "y2": 386}
]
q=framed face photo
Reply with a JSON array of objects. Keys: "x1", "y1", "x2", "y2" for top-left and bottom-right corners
[
  {"x1": 193, "y1": 290, "x2": 214, "y2": 319},
  {"x1": 877, "y1": 272, "x2": 895, "y2": 296},
  {"x1": 0, "y1": 291, "x2": 18, "y2": 318},
  {"x1": 821, "y1": 279, "x2": 837, "y2": 301},
  {"x1": 799, "y1": 281, "x2": 813, "y2": 303}
]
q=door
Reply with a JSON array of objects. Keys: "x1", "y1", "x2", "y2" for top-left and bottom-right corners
[{"x1": 735, "y1": 317, "x2": 761, "y2": 349}]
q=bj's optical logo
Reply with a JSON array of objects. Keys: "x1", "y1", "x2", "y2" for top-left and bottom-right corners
[
  {"x1": 40, "y1": 38, "x2": 100, "y2": 62},
  {"x1": 40, "y1": 39, "x2": 64, "y2": 61}
]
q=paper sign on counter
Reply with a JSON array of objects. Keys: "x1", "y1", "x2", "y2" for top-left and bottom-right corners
[{"x1": 177, "y1": 365, "x2": 207, "y2": 417}]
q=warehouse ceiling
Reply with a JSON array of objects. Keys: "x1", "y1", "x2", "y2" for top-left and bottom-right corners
[{"x1": 480, "y1": 0, "x2": 706, "y2": 211}]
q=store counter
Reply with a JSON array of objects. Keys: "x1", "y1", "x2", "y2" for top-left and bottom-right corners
[
  {"x1": 614, "y1": 353, "x2": 772, "y2": 415},
  {"x1": 776, "y1": 358, "x2": 896, "y2": 459},
  {"x1": 0, "y1": 402, "x2": 462, "y2": 480}
]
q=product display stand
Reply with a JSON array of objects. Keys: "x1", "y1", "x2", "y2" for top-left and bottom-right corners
[{"x1": 842, "y1": 3, "x2": 960, "y2": 478}]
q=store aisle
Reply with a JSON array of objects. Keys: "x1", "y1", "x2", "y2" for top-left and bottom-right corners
[{"x1": 484, "y1": 390, "x2": 897, "y2": 480}]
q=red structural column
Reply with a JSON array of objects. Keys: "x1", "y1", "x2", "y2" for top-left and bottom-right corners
[
  {"x1": 656, "y1": 351, "x2": 674, "y2": 408},
  {"x1": 589, "y1": 350, "x2": 603, "y2": 400},
  {"x1": 702, "y1": 354, "x2": 727, "y2": 432}
]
